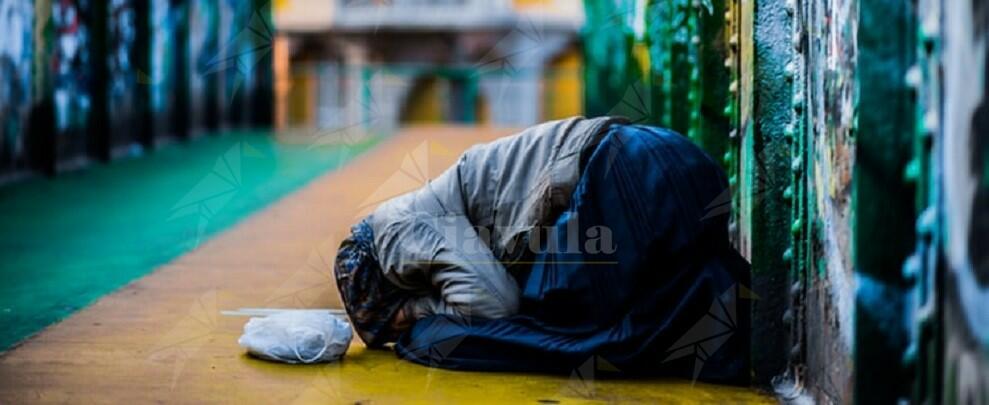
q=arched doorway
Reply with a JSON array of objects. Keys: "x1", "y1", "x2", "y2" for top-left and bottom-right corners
[
  {"x1": 399, "y1": 76, "x2": 445, "y2": 124},
  {"x1": 399, "y1": 72, "x2": 488, "y2": 126}
]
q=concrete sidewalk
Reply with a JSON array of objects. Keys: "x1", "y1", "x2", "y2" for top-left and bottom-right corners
[{"x1": 0, "y1": 126, "x2": 772, "y2": 404}]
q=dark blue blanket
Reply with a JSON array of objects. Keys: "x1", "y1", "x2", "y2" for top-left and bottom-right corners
[{"x1": 394, "y1": 125, "x2": 750, "y2": 383}]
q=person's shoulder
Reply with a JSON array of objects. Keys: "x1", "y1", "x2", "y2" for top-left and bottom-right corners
[{"x1": 466, "y1": 117, "x2": 585, "y2": 157}]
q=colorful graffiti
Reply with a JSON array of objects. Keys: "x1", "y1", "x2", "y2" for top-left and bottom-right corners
[
  {"x1": 150, "y1": 0, "x2": 178, "y2": 117},
  {"x1": 0, "y1": 0, "x2": 272, "y2": 175},
  {"x1": 939, "y1": 1, "x2": 989, "y2": 402},
  {"x1": 0, "y1": 0, "x2": 33, "y2": 170},
  {"x1": 52, "y1": 0, "x2": 91, "y2": 137},
  {"x1": 582, "y1": 0, "x2": 989, "y2": 402},
  {"x1": 108, "y1": 0, "x2": 136, "y2": 147}
]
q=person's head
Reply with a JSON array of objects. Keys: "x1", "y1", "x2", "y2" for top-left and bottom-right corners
[{"x1": 334, "y1": 219, "x2": 412, "y2": 347}]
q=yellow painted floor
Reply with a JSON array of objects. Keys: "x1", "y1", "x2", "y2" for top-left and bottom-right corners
[{"x1": 0, "y1": 126, "x2": 774, "y2": 404}]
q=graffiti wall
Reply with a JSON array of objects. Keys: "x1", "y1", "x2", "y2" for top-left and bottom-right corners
[
  {"x1": 938, "y1": 0, "x2": 989, "y2": 402},
  {"x1": 189, "y1": 0, "x2": 219, "y2": 131},
  {"x1": 108, "y1": 0, "x2": 136, "y2": 149},
  {"x1": 218, "y1": 0, "x2": 272, "y2": 126},
  {"x1": 0, "y1": 0, "x2": 33, "y2": 171},
  {"x1": 792, "y1": 0, "x2": 857, "y2": 401},
  {"x1": 583, "y1": 0, "x2": 988, "y2": 402},
  {"x1": 150, "y1": 0, "x2": 178, "y2": 131},
  {"x1": 0, "y1": 0, "x2": 271, "y2": 176},
  {"x1": 51, "y1": 0, "x2": 92, "y2": 160}
]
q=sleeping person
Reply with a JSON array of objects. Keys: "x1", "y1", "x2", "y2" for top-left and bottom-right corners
[{"x1": 334, "y1": 116, "x2": 750, "y2": 383}]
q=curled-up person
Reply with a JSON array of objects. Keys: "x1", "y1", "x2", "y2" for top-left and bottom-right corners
[{"x1": 334, "y1": 116, "x2": 750, "y2": 384}]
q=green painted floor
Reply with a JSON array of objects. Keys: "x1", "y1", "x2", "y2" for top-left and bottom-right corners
[{"x1": 0, "y1": 131, "x2": 379, "y2": 351}]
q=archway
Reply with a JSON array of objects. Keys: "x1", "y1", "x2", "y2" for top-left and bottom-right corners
[
  {"x1": 398, "y1": 72, "x2": 488, "y2": 126},
  {"x1": 399, "y1": 76, "x2": 445, "y2": 124}
]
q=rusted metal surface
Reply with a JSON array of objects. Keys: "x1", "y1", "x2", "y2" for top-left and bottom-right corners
[
  {"x1": 582, "y1": 0, "x2": 989, "y2": 402},
  {"x1": 791, "y1": 0, "x2": 858, "y2": 401}
]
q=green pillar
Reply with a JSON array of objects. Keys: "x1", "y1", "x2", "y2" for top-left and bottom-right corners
[
  {"x1": 643, "y1": 0, "x2": 730, "y2": 160},
  {"x1": 733, "y1": 0, "x2": 794, "y2": 385},
  {"x1": 695, "y1": 0, "x2": 730, "y2": 165},
  {"x1": 854, "y1": 0, "x2": 918, "y2": 402},
  {"x1": 463, "y1": 73, "x2": 479, "y2": 124},
  {"x1": 582, "y1": 0, "x2": 641, "y2": 119}
]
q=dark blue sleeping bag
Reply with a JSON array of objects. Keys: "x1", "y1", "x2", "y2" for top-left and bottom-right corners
[{"x1": 393, "y1": 125, "x2": 751, "y2": 384}]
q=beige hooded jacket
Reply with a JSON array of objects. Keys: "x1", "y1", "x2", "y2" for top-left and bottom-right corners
[{"x1": 366, "y1": 116, "x2": 626, "y2": 320}]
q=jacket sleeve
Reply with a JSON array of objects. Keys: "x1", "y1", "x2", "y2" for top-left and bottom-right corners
[{"x1": 368, "y1": 157, "x2": 520, "y2": 319}]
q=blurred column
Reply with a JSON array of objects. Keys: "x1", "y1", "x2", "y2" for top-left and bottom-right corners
[
  {"x1": 581, "y1": 0, "x2": 640, "y2": 121},
  {"x1": 201, "y1": 0, "x2": 221, "y2": 133},
  {"x1": 273, "y1": 35, "x2": 291, "y2": 130},
  {"x1": 478, "y1": 31, "x2": 569, "y2": 127},
  {"x1": 339, "y1": 39, "x2": 369, "y2": 129},
  {"x1": 250, "y1": 0, "x2": 274, "y2": 128},
  {"x1": 933, "y1": 1, "x2": 989, "y2": 404},
  {"x1": 134, "y1": 0, "x2": 154, "y2": 149},
  {"x1": 28, "y1": 0, "x2": 56, "y2": 175},
  {"x1": 730, "y1": 0, "x2": 791, "y2": 386},
  {"x1": 87, "y1": 0, "x2": 111, "y2": 162},
  {"x1": 854, "y1": 0, "x2": 918, "y2": 402},
  {"x1": 225, "y1": 3, "x2": 246, "y2": 127},
  {"x1": 461, "y1": 74, "x2": 479, "y2": 124},
  {"x1": 173, "y1": 0, "x2": 190, "y2": 139}
]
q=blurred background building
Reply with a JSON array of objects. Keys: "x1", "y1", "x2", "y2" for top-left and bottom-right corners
[{"x1": 272, "y1": 0, "x2": 585, "y2": 132}]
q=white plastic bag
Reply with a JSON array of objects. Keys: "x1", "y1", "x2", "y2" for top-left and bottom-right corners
[{"x1": 238, "y1": 310, "x2": 353, "y2": 364}]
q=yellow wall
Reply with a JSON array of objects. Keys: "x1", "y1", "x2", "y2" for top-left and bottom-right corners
[
  {"x1": 286, "y1": 69, "x2": 317, "y2": 127},
  {"x1": 400, "y1": 77, "x2": 445, "y2": 124},
  {"x1": 543, "y1": 47, "x2": 584, "y2": 120}
]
